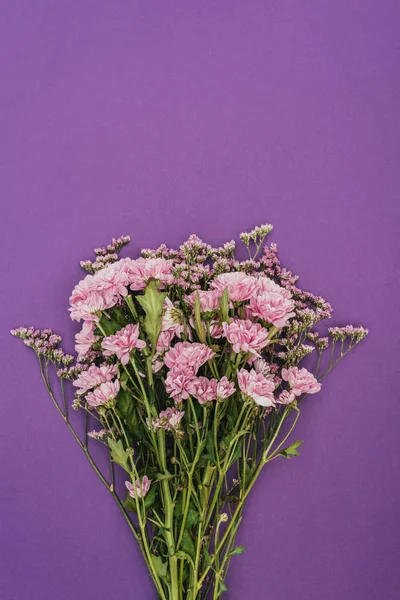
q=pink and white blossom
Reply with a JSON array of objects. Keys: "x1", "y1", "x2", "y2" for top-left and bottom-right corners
[
  {"x1": 186, "y1": 290, "x2": 221, "y2": 312},
  {"x1": 249, "y1": 291, "x2": 295, "y2": 328},
  {"x1": 86, "y1": 379, "x2": 120, "y2": 408},
  {"x1": 73, "y1": 363, "x2": 118, "y2": 395},
  {"x1": 281, "y1": 366, "x2": 321, "y2": 396},
  {"x1": 237, "y1": 369, "x2": 276, "y2": 407},
  {"x1": 276, "y1": 390, "x2": 296, "y2": 405},
  {"x1": 164, "y1": 342, "x2": 215, "y2": 373},
  {"x1": 216, "y1": 377, "x2": 236, "y2": 401},
  {"x1": 125, "y1": 476, "x2": 151, "y2": 499},
  {"x1": 187, "y1": 377, "x2": 218, "y2": 404},
  {"x1": 102, "y1": 324, "x2": 146, "y2": 365},
  {"x1": 211, "y1": 272, "x2": 257, "y2": 302},
  {"x1": 74, "y1": 321, "x2": 98, "y2": 359},
  {"x1": 128, "y1": 258, "x2": 174, "y2": 291},
  {"x1": 222, "y1": 319, "x2": 270, "y2": 356}
]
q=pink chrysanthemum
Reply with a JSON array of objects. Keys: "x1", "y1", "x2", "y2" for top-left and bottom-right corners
[
  {"x1": 211, "y1": 272, "x2": 257, "y2": 302},
  {"x1": 222, "y1": 319, "x2": 270, "y2": 356},
  {"x1": 73, "y1": 363, "x2": 118, "y2": 395},
  {"x1": 281, "y1": 366, "x2": 321, "y2": 396},
  {"x1": 86, "y1": 379, "x2": 120, "y2": 408},
  {"x1": 237, "y1": 369, "x2": 276, "y2": 407},
  {"x1": 102, "y1": 324, "x2": 146, "y2": 365}
]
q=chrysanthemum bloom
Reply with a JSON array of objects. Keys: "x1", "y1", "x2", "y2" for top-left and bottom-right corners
[
  {"x1": 187, "y1": 376, "x2": 218, "y2": 404},
  {"x1": 216, "y1": 376, "x2": 236, "y2": 401},
  {"x1": 102, "y1": 324, "x2": 146, "y2": 365},
  {"x1": 281, "y1": 366, "x2": 321, "y2": 396},
  {"x1": 164, "y1": 342, "x2": 215, "y2": 373},
  {"x1": 161, "y1": 297, "x2": 188, "y2": 339},
  {"x1": 94, "y1": 263, "x2": 130, "y2": 304},
  {"x1": 186, "y1": 290, "x2": 222, "y2": 312},
  {"x1": 256, "y1": 276, "x2": 292, "y2": 297},
  {"x1": 125, "y1": 475, "x2": 151, "y2": 499},
  {"x1": 276, "y1": 390, "x2": 296, "y2": 405},
  {"x1": 74, "y1": 321, "x2": 98, "y2": 359},
  {"x1": 165, "y1": 367, "x2": 197, "y2": 403},
  {"x1": 128, "y1": 257, "x2": 174, "y2": 291},
  {"x1": 211, "y1": 272, "x2": 258, "y2": 302},
  {"x1": 249, "y1": 290, "x2": 295, "y2": 328},
  {"x1": 222, "y1": 319, "x2": 270, "y2": 356},
  {"x1": 86, "y1": 379, "x2": 120, "y2": 408},
  {"x1": 155, "y1": 407, "x2": 185, "y2": 431},
  {"x1": 73, "y1": 363, "x2": 118, "y2": 395},
  {"x1": 237, "y1": 368, "x2": 276, "y2": 407}
]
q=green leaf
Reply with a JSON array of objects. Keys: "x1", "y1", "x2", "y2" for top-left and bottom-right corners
[
  {"x1": 181, "y1": 530, "x2": 196, "y2": 561},
  {"x1": 218, "y1": 288, "x2": 230, "y2": 323},
  {"x1": 151, "y1": 554, "x2": 168, "y2": 579},
  {"x1": 219, "y1": 582, "x2": 229, "y2": 594},
  {"x1": 123, "y1": 493, "x2": 137, "y2": 512},
  {"x1": 229, "y1": 545, "x2": 247, "y2": 556},
  {"x1": 144, "y1": 484, "x2": 157, "y2": 509},
  {"x1": 175, "y1": 550, "x2": 195, "y2": 566},
  {"x1": 194, "y1": 291, "x2": 206, "y2": 343},
  {"x1": 186, "y1": 503, "x2": 200, "y2": 529},
  {"x1": 155, "y1": 472, "x2": 174, "y2": 482},
  {"x1": 279, "y1": 440, "x2": 303, "y2": 459},
  {"x1": 136, "y1": 280, "x2": 167, "y2": 355},
  {"x1": 108, "y1": 438, "x2": 131, "y2": 473}
]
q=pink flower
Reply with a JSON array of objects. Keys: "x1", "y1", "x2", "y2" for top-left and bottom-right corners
[
  {"x1": 237, "y1": 369, "x2": 276, "y2": 407},
  {"x1": 125, "y1": 475, "x2": 151, "y2": 499},
  {"x1": 276, "y1": 390, "x2": 296, "y2": 405},
  {"x1": 249, "y1": 291, "x2": 295, "y2": 328},
  {"x1": 161, "y1": 297, "x2": 187, "y2": 339},
  {"x1": 164, "y1": 342, "x2": 215, "y2": 373},
  {"x1": 94, "y1": 264, "x2": 130, "y2": 304},
  {"x1": 74, "y1": 321, "x2": 98, "y2": 359},
  {"x1": 256, "y1": 277, "x2": 292, "y2": 297},
  {"x1": 187, "y1": 377, "x2": 218, "y2": 404},
  {"x1": 216, "y1": 376, "x2": 236, "y2": 401},
  {"x1": 281, "y1": 366, "x2": 321, "y2": 396},
  {"x1": 211, "y1": 272, "x2": 257, "y2": 302},
  {"x1": 152, "y1": 407, "x2": 185, "y2": 431},
  {"x1": 86, "y1": 379, "x2": 120, "y2": 408},
  {"x1": 128, "y1": 258, "x2": 174, "y2": 291},
  {"x1": 73, "y1": 363, "x2": 118, "y2": 395},
  {"x1": 165, "y1": 368, "x2": 196, "y2": 403},
  {"x1": 69, "y1": 262, "x2": 132, "y2": 322},
  {"x1": 222, "y1": 319, "x2": 270, "y2": 356},
  {"x1": 102, "y1": 324, "x2": 146, "y2": 365},
  {"x1": 186, "y1": 290, "x2": 222, "y2": 312}
]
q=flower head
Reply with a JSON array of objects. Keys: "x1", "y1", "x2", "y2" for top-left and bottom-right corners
[
  {"x1": 125, "y1": 476, "x2": 151, "y2": 499},
  {"x1": 222, "y1": 319, "x2": 270, "y2": 356},
  {"x1": 211, "y1": 272, "x2": 257, "y2": 302},
  {"x1": 249, "y1": 291, "x2": 295, "y2": 328},
  {"x1": 86, "y1": 379, "x2": 120, "y2": 408},
  {"x1": 237, "y1": 369, "x2": 276, "y2": 407},
  {"x1": 102, "y1": 324, "x2": 146, "y2": 365},
  {"x1": 281, "y1": 366, "x2": 321, "y2": 396}
]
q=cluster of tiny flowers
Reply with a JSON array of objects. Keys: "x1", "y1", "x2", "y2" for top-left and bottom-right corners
[
  {"x1": 10, "y1": 327, "x2": 73, "y2": 363},
  {"x1": 240, "y1": 223, "x2": 274, "y2": 247},
  {"x1": 80, "y1": 235, "x2": 131, "y2": 273},
  {"x1": 87, "y1": 429, "x2": 108, "y2": 440},
  {"x1": 328, "y1": 326, "x2": 369, "y2": 342},
  {"x1": 307, "y1": 332, "x2": 329, "y2": 351}
]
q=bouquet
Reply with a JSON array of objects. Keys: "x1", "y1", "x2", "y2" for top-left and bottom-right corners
[{"x1": 11, "y1": 224, "x2": 367, "y2": 599}]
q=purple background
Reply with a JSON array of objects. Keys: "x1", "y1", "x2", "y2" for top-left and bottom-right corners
[{"x1": 1, "y1": 2, "x2": 399, "y2": 599}]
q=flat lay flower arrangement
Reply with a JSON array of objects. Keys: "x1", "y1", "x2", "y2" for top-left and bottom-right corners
[{"x1": 11, "y1": 224, "x2": 367, "y2": 599}]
